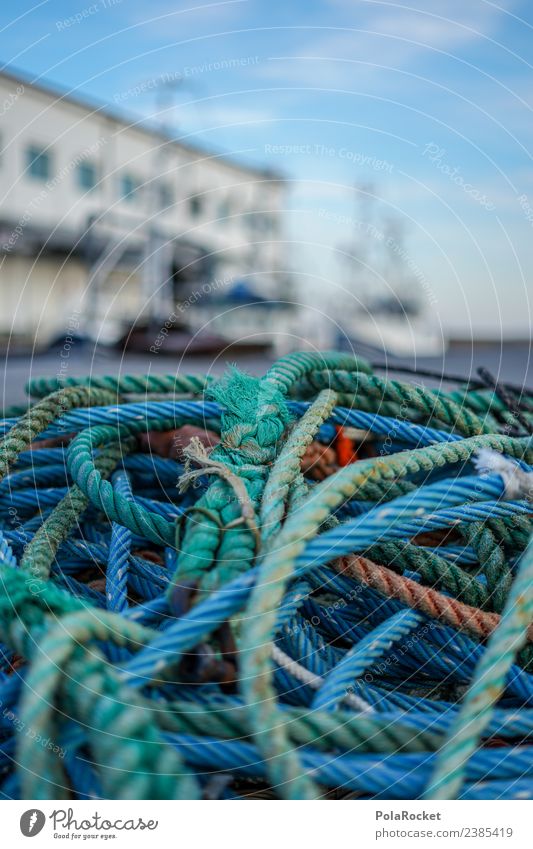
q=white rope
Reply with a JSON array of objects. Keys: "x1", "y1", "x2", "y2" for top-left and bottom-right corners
[
  {"x1": 474, "y1": 449, "x2": 533, "y2": 501},
  {"x1": 271, "y1": 644, "x2": 373, "y2": 713}
]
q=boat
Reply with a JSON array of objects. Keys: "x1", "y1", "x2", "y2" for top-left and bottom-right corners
[{"x1": 335, "y1": 186, "x2": 446, "y2": 358}]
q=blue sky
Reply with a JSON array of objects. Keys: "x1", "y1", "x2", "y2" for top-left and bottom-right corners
[{"x1": 1, "y1": 0, "x2": 533, "y2": 336}]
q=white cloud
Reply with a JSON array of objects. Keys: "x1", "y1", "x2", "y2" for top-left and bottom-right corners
[
  {"x1": 174, "y1": 100, "x2": 278, "y2": 132},
  {"x1": 257, "y1": 0, "x2": 519, "y2": 88},
  {"x1": 123, "y1": 0, "x2": 248, "y2": 33}
]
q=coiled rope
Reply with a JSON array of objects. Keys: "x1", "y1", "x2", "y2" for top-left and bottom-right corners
[{"x1": 0, "y1": 350, "x2": 531, "y2": 800}]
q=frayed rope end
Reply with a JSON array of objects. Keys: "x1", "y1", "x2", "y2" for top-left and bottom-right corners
[{"x1": 474, "y1": 448, "x2": 533, "y2": 501}]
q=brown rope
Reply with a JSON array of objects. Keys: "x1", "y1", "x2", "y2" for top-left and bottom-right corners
[{"x1": 334, "y1": 554, "x2": 533, "y2": 644}]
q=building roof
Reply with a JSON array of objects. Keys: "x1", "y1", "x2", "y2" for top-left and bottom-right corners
[{"x1": 0, "y1": 66, "x2": 283, "y2": 183}]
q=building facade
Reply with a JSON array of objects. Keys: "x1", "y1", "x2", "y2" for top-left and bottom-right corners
[{"x1": 0, "y1": 69, "x2": 286, "y2": 346}]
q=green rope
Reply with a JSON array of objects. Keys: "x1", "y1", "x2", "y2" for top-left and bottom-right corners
[
  {"x1": 366, "y1": 541, "x2": 490, "y2": 610},
  {"x1": 291, "y1": 371, "x2": 492, "y2": 436},
  {"x1": 26, "y1": 373, "x2": 211, "y2": 399},
  {"x1": 1, "y1": 351, "x2": 532, "y2": 801},
  {"x1": 20, "y1": 437, "x2": 137, "y2": 581},
  {"x1": 425, "y1": 533, "x2": 533, "y2": 799},
  {"x1": 0, "y1": 386, "x2": 118, "y2": 480}
]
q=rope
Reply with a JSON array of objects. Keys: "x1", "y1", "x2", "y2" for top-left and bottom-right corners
[
  {"x1": 335, "y1": 554, "x2": 533, "y2": 643},
  {"x1": 0, "y1": 349, "x2": 531, "y2": 800}
]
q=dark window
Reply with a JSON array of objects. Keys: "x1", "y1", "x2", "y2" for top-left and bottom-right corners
[
  {"x1": 189, "y1": 195, "x2": 203, "y2": 217},
  {"x1": 26, "y1": 145, "x2": 51, "y2": 180},
  {"x1": 248, "y1": 212, "x2": 274, "y2": 233},
  {"x1": 120, "y1": 173, "x2": 139, "y2": 201},
  {"x1": 77, "y1": 160, "x2": 97, "y2": 190},
  {"x1": 159, "y1": 183, "x2": 173, "y2": 209}
]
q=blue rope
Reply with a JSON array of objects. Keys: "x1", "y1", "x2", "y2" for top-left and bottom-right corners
[{"x1": 0, "y1": 383, "x2": 532, "y2": 800}]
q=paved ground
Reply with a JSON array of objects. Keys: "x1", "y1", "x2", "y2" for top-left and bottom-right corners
[{"x1": 1, "y1": 340, "x2": 531, "y2": 407}]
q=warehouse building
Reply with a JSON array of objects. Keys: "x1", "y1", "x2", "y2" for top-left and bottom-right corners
[{"x1": 0, "y1": 68, "x2": 286, "y2": 347}]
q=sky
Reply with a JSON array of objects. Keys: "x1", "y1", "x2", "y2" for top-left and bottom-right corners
[{"x1": 1, "y1": 0, "x2": 533, "y2": 337}]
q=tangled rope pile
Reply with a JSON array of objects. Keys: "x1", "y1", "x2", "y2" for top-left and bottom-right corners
[{"x1": 0, "y1": 350, "x2": 532, "y2": 800}]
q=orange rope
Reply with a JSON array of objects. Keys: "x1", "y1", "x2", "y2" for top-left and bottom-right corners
[
  {"x1": 334, "y1": 554, "x2": 533, "y2": 644},
  {"x1": 334, "y1": 426, "x2": 357, "y2": 466}
]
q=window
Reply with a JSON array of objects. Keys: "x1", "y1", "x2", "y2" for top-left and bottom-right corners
[
  {"x1": 217, "y1": 198, "x2": 231, "y2": 223},
  {"x1": 248, "y1": 211, "x2": 275, "y2": 233},
  {"x1": 188, "y1": 195, "x2": 203, "y2": 217},
  {"x1": 263, "y1": 214, "x2": 275, "y2": 234},
  {"x1": 120, "y1": 173, "x2": 139, "y2": 202},
  {"x1": 77, "y1": 160, "x2": 97, "y2": 191},
  {"x1": 26, "y1": 145, "x2": 51, "y2": 180},
  {"x1": 159, "y1": 183, "x2": 173, "y2": 209}
]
